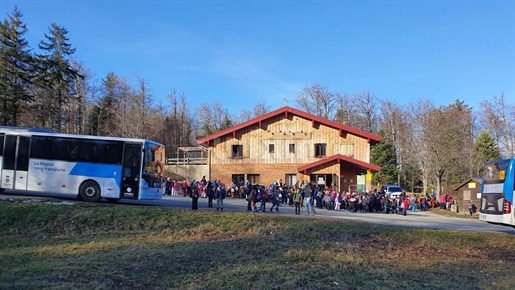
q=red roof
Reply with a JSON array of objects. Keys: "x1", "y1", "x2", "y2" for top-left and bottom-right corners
[
  {"x1": 197, "y1": 106, "x2": 382, "y2": 146},
  {"x1": 297, "y1": 154, "x2": 381, "y2": 174}
]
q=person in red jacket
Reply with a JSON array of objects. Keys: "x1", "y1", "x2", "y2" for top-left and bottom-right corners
[
  {"x1": 401, "y1": 197, "x2": 409, "y2": 216},
  {"x1": 182, "y1": 178, "x2": 189, "y2": 197}
]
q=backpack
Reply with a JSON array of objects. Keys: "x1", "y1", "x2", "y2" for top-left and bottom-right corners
[{"x1": 256, "y1": 191, "x2": 263, "y2": 201}]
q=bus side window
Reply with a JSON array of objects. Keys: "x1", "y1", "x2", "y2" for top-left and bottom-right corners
[
  {"x1": 79, "y1": 147, "x2": 89, "y2": 162},
  {"x1": 70, "y1": 144, "x2": 79, "y2": 161}
]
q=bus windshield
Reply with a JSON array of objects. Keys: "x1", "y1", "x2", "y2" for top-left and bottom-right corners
[
  {"x1": 142, "y1": 142, "x2": 165, "y2": 188},
  {"x1": 483, "y1": 160, "x2": 510, "y2": 184}
]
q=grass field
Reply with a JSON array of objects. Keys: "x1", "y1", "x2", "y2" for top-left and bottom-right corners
[{"x1": 1, "y1": 200, "x2": 514, "y2": 290}]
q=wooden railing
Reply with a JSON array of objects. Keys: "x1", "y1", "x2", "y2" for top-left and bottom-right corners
[{"x1": 166, "y1": 157, "x2": 208, "y2": 165}]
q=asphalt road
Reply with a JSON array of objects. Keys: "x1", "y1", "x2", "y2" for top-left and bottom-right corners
[{"x1": 2, "y1": 190, "x2": 515, "y2": 235}]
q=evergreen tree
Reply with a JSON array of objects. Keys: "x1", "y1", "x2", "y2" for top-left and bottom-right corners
[
  {"x1": 473, "y1": 130, "x2": 502, "y2": 176},
  {"x1": 87, "y1": 72, "x2": 120, "y2": 136},
  {"x1": 0, "y1": 20, "x2": 8, "y2": 124},
  {"x1": 0, "y1": 6, "x2": 33, "y2": 126},
  {"x1": 371, "y1": 131, "x2": 398, "y2": 186},
  {"x1": 35, "y1": 23, "x2": 78, "y2": 132}
]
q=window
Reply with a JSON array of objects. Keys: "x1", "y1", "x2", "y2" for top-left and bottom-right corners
[
  {"x1": 285, "y1": 174, "x2": 297, "y2": 187},
  {"x1": 17, "y1": 137, "x2": 30, "y2": 171},
  {"x1": 3, "y1": 135, "x2": 16, "y2": 170},
  {"x1": 269, "y1": 144, "x2": 275, "y2": 153},
  {"x1": 289, "y1": 143, "x2": 295, "y2": 153},
  {"x1": 80, "y1": 139, "x2": 123, "y2": 164},
  {"x1": 232, "y1": 145, "x2": 243, "y2": 158},
  {"x1": 30, "y1": 136, "x2": 123, "y2": 164},
  {"x1": 314, "y1": 143, "x2": 326, "y2": 157},
  {"x1": 246, "y1": 174, "x2": 260, "y2": 184},
  {"x1": 0, "y1": 133, "x2": 4, "y2": 156},
  {"x1": 232, "y1": 174, "x2": 244, "y2": 185}
]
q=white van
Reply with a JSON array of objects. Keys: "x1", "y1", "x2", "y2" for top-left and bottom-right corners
[{"x1": 381, "y1": 185, "x2": 403, "y2": 198}]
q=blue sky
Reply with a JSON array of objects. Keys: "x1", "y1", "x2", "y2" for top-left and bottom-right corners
[{"x1": 1, "y1": 0, "x2": 514, "y2": 114}]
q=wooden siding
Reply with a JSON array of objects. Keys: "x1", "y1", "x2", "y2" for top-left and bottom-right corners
[
  {"x1": 454, "y1": 180, "x2": 481, "y2": 215},
  {"x1": 209, "y1": 114, "x2": 371, "y2": 165}
]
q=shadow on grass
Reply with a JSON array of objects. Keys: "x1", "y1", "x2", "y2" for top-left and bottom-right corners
[{"x1": 1, "y1": 203, "x2": 515, "y2": 289}]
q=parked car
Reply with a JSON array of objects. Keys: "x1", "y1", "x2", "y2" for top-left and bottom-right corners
[{"x1": 381, "y1": 185, "x2": 403, "y2": 198}]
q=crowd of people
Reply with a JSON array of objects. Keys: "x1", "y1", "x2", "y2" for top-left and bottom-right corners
[{"x1": 162, "y1": 176, "x2": 456, "y2": 216}]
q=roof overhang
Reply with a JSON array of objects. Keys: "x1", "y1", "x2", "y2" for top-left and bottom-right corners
[
  {"x1": 453, "y1": 177, "x2": 482, "y2": 191},
  {"x1": 196, "y1": 106, "x2": 382, "y2": 147},
  {"x1": 297, "y1": 154, "x2": 381, "y2": 174}
]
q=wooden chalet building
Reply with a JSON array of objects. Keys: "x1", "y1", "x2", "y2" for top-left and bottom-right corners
[{"x1": 196, "y1": 106, "x2": 381, "y2": 192}]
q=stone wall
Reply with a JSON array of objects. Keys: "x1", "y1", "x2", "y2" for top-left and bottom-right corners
[{"x1": 164, "y1": 165, "x2": 209, "y2": 181}]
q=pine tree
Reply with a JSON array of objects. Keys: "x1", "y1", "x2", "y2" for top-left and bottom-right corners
[
  {"x1": 0, "y1": 20, "x2": 8, "y2": 124},
  {"x1": 0, "y1": 6, "x2": 33, "y2": 126},
  {"x1": 87, "y1": 72, "x2": 121, "y2": 136},
  {"x1": 371, "y1": 131, "x2": 398, "y2": 186},
  {"x1": 35, "y1": 23, "x2": 78, "y2": 132},
  {"x1": 473, "y1": 130, "x2": 502, "y2": 176}
]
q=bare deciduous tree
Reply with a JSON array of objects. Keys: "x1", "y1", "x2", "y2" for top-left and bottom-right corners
[
  {"x1": 196, "y1": 100, "x2": 232, "y2": 136},
  {"x1": 351, "y1": 91, "x2": 379, "y2": 133},
  {"x1": 420, "y1": 102, "x2": 470, "y2": 198},
  {"x1": 295, "y1": 83, "x2": 338, "y2": 119},
  {"x1": 480, "y1": 92, "x2": 515, "y2": 158},
  {"x1": 165, "y1": 89, "x2": 193, "y2": 148},
  {"x1": 236, "y1": 101, "x2": 271, "y2": 124},
  {"x1": 334, "y1": 92, "x2": 379, "y2": 133}
]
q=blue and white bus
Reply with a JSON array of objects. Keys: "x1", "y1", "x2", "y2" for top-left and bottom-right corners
[
  {"x1": 479, "y1": 158, "x2": 515, "y2": 227},
  {"x1": 0, "y1": 126, "x2": 165, "y2": 202}
]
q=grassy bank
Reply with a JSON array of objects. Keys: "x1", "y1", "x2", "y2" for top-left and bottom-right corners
[{"x1": 1, "y1": 200, "x2": 514, "y2": 290}]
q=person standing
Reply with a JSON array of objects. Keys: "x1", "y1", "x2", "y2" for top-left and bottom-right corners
[
  {"x1": 215, "y1": 183, "x2": 227, "y2": 211},
  {"x1": 420, "y1": 196, "x2": 427, "y2": 211},
  {"x1": 164, "y1": 178, "x2": 172, "y2": 196},
  {"x1": 335, "y1": 193, "x2": 342, "y2": 211},
  {"x1": 259, "y1": 187, "x2": 267, "y2": 212},
  {"x1": 302, "y1": 181, "x2": 316, "y2": 216},
  {"x1": 191, "y1": 182, "x2": 199, "y2": 210},
  {"x1": 270, "y1": 189, "x2": 280, "y2": 212},
  {"x1": 402, "y1": 197, "x2": 409, "y2": 216},
  {"x1": 287, "y1": 186, "x2": 294, "y2": 206},
  {"x1": 206, "y1": 181, "x2": 214, "y2": 208},
  {"x1": 439, "y1": 195, "x2": 446, "y2": 210},
  {"x1": 172, "y1": 180, "x2": 179, "y2": 196},
  {"x1": 247, "y1": 186, "x2": 255, "y2": 211},
  {"x1": 467, "y1": 200, "x2": 474, "y2": 216},
  {"x1": 292, "y1": 185, "x2": 302, "y2": 214}
]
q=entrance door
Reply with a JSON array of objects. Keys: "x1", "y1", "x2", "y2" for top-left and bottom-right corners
[
  {"x1": 1, "y1": 135, "x2": 29, "y2": 190},
  {"x1": 121, "y1": 143, "x2": 142, "y2": 199},
  {"x1": 310, "y1": 174, "x2": 333, "y2": 191}
]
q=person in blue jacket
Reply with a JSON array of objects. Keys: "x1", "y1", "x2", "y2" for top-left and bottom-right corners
[{"x1": 215, "y1": 182, "x2": 227, "y2": 211}]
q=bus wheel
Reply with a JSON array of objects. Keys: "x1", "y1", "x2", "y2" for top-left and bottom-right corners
[
  {"x1": 105, "y1": 198, "x2": 120, "y2": 203},
  {"x1": 79, "y1": 181, "x2": 101, "y2": 202}
]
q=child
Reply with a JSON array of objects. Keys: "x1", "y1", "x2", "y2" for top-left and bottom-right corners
[
  {"x1": 293, "y1": 185, "x2": 302, "y2": 215},
  {"x1": 270, "y1": 190, "x2": 280, "y2": 212}
]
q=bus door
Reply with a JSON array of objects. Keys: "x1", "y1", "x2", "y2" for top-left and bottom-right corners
[
  {"x1": 121, "y1": 143, "x2": 142, "y2": 199},
  {"x1": 1, "y1": 135, "x2": 30, "y2": 190}
]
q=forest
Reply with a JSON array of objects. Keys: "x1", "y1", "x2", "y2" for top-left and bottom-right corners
[{"x1": 1, "y1": 7, "x2": 514, "y2": 195}]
